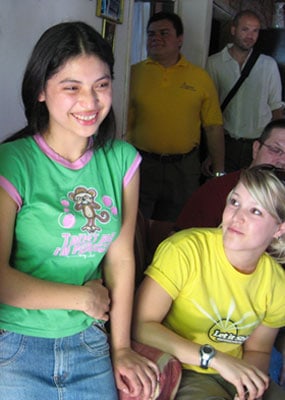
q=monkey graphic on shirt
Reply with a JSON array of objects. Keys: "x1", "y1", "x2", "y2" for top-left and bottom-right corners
[{"x1": 68, "y1": 186, "x2": 110, "y2": 232}]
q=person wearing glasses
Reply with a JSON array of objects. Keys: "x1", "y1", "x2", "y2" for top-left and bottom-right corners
[
  {"x1": 175, "y1": 119, "x2": 285, "y2": 231},
  {"x1": 133, "y1": 164, "x2": 285, "y2": 399}
]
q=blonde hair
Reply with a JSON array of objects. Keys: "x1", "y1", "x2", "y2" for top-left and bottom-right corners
[{"x1": 237, "y1": 165, "x2": 285, "y2": 263}]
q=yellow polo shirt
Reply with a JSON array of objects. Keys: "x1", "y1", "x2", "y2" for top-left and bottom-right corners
[{"x1": 127, "y1": 56, "x2": 223, "y2": 154}]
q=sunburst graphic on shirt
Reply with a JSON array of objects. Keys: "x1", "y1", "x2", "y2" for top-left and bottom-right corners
[{"x1": 191, "y1": 298, "x2": 260, "y2": 344}]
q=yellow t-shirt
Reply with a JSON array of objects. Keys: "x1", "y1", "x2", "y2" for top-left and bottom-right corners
[
  {"x1": 127, "y1": 56, "x2": 223, "y2": 154},
  {"x1": 145, "y1": 228, "x2": 285, "y2": 373}
]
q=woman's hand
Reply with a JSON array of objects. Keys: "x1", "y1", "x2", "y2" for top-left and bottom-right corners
[
  {"x1": 212, "y1": 352, "x2": 269, "y2": 400},
  {"x1": 83, "y1": 279, "x2": 110, "y2": 320},
  {"x1": 112, "y1": 347, "x2": 160, "y2": 399}
]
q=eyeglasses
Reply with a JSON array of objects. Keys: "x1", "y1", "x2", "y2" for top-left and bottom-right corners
[
  {"x1": 260, "y1": 142, "x2": 285, "y2": 157},
  {"x1": 254, "y1": 163, "x2": 285, "y2": 185}
]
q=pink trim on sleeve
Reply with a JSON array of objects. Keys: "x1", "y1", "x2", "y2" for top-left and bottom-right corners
[
  {"x1": 0, "y1": 176, "x2": 22, "y2": 211},
  {"x1": 123, "y1": 153, "x2": 142, "y2": 187}
]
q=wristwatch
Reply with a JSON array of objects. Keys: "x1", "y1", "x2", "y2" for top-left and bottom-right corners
[{"x1": 199, "y1": 344, "x2": 216, "y2": 369}]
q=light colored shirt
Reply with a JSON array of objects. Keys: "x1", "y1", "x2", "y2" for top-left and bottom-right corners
[{"x1": 206, "y1": 45, "x2": 283, "y2": 139}]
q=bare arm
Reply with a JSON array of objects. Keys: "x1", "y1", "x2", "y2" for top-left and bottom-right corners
[
  {"x1": 0, "y1": 186, "x2": 109, "y2": 319},
  {"x1": 103, "y1": 170, "x2": 159, "y2": 399},
  {"x1": 232, "y1": 324, "x2": 278, "y2": 400},
  {"x1": 203, "y1": 124, "x2": 225, "y2": 173},
  {"x1": 133, "y1": 276, "x2": 269, "y2": 400},
  {"x1": 242, "y1": 324, "x2": 278, "y2": 374},
  {"x1": 104, "y1": 170, "x2": 138, "y2": 352}
]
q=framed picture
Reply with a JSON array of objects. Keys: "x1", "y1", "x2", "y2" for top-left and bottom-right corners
[
  {"x1": 96, "y1": 0, "x2": 124, "y2": 24},
  {"x1": 102, "y1": 19, "x2": 116, "y2": 50}
]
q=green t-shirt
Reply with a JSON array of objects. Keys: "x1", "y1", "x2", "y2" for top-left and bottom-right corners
[{"x1": 0, "y1": 134, "x2": 141, "y2": 338}]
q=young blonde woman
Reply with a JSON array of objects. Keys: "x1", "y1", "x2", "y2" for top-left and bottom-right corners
[{"x1": 133, "y1": 165, "x2": 285, "y2": 400}]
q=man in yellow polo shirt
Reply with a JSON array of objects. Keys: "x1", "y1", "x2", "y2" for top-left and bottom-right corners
[{"x1": 127, "y1": 11, "x2": 224, "y2": 223}]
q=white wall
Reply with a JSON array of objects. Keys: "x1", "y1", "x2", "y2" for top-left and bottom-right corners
[
  {"x1": 0, "y1": 0, "x2": 214, "y2": 142},
  {"x1": 129, "y1": 0, "x2": 213, "y2": 67},
  {"x1": 177, "y1": 0, "x2": 213, "y2": 67},
  {"x1": 0, "y1": 0, "x2": 132, "y2": 141}
]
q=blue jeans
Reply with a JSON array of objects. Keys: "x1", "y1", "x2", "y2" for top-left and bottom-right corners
[
  {"x1": 0, "y1": 323, "x2": 118, "y2": 400},
  {"x1": 269, "y1": 346, "x2": 283, "y2": 386}
]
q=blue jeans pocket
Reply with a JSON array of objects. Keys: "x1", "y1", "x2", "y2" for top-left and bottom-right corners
[
  {"x1": 81, "y1": 322, "x2": 110, "y2": 356},
  {"x1": 0, "y1": 330, "x2": 27, "y2": 366}
]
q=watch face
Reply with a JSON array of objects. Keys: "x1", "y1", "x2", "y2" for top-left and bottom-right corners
[
  {"x1": 200, "y1": 345, "x2": 216, "y2": 369},
  {"x1": 204, "y1": 346, "x2": 213, "y2": 354}
]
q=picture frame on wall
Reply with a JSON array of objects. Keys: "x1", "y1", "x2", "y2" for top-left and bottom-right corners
[
  {"x1": 96, "y1": 0, "x2": 124, "y2": 24},
  {"x1": 102, "y1": 19, "x2": 116, "y2": 50}
]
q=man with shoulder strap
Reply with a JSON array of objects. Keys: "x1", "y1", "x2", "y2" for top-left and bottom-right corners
[{"x1": 206, "y1": 9, "x2": 283, "y2": 172}]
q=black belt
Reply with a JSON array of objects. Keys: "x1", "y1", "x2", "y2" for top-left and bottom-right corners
[
  {"x1": 137, "y1": 147, "x2": 198, "y2": 163},
  {"x1": 225, "y1": 135, "x2": 257, "y2": 143}
]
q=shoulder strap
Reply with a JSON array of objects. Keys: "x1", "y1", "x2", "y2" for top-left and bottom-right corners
[{"x1": 221, "y1": 49, "x2": 260, "y2": 112}]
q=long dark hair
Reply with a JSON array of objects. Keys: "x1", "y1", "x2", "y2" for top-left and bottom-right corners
[{"x1": 4, "y1": 21, "x2": 116, "y2": 148}]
